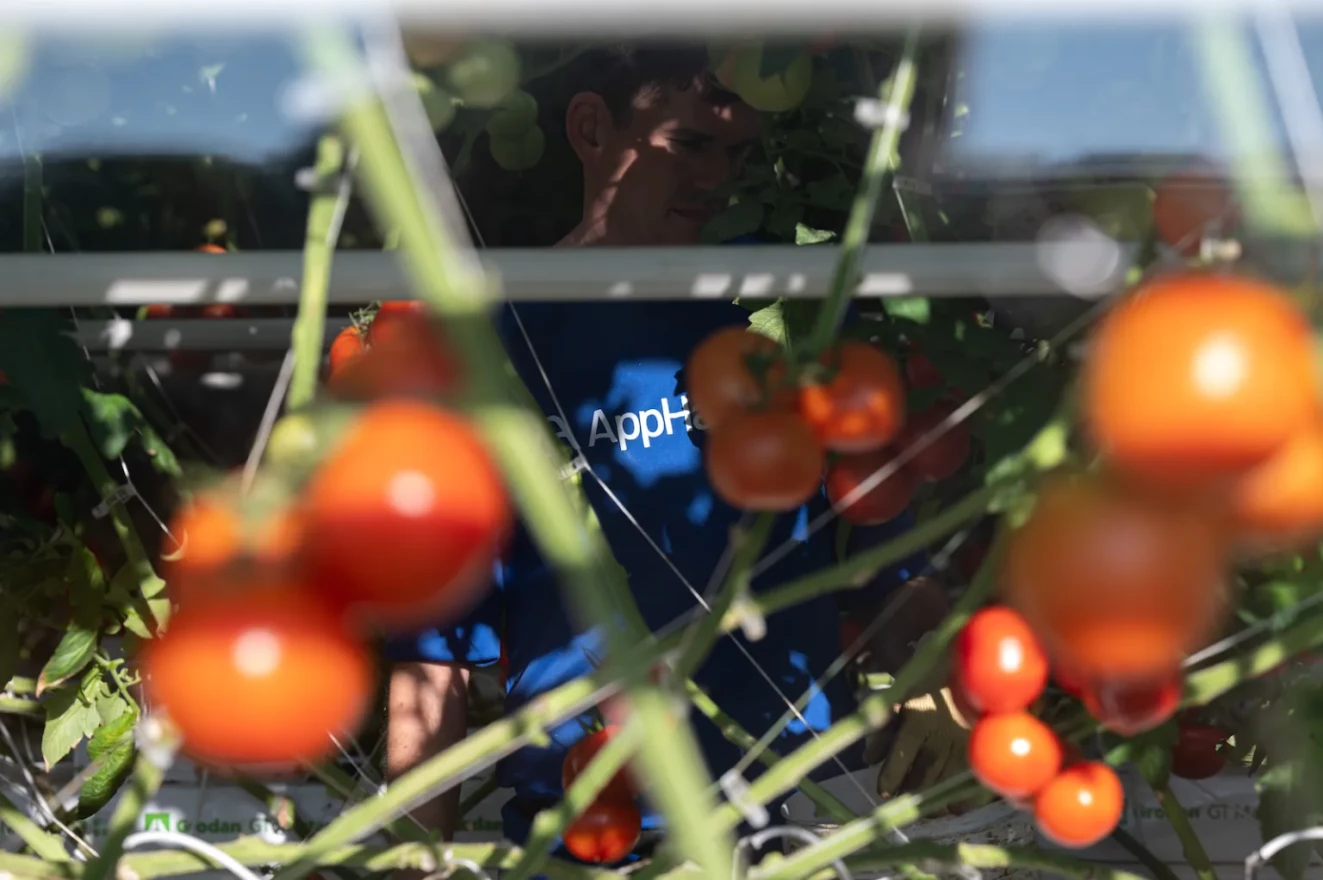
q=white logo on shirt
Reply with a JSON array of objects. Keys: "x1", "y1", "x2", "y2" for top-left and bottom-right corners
[{"x1": 546, "y1": 395, "x2": 709, "y2": 453}]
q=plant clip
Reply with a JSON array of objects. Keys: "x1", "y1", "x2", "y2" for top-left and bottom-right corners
[
  {"x1": 719, "y1": 769, "x2": 769, "y2": 830},
  {"x1": 559, "y1": 454, "x2": 589, "y2": 482},
  {"x1": 853, "y1": 98, "x2": 910, "y2": 132},
  {"x1": 92, "y1": 482, "x2": 138, "y2": 519},
  {"x1": 293, "y1": 166, "x2": 352, "y2": 197}
]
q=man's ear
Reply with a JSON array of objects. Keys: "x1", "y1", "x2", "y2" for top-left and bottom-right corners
[{"x1": 565, "y1": 91, "x2": 611, "y2": 163}]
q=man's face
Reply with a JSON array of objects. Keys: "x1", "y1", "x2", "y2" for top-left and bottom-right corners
[{"x1": 589, "y1": 83, "x2": 762, "y2": 245}]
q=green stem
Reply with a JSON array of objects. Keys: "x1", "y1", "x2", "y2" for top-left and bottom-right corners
[
  {"x1": 299, "y1": 762, "x2": 430, "y2": 843},
  {"x1": 0, "y1": 790, "x2": 70, "y2": 862},
  {"x1": 81, "y1": 752, "x2": 166, "y2": 880},
  {"x1": 737, "y1": 483, "x2": 994, "y2": 628},
  {"x1": 684, "y1": 679, "x2": 855, "y2": 825},
  {"x1": 713, "y1": 526, "x2": 1006, "y2": 833},
  {"x1": 1184, "y1": 610, "x2": 1323, "y2": 706},
  {"x1": 5, "y1": 676, "x2": 36, "y2": 695},
  {"x1": 304, "y1": 29, "x2": 733, "y2": 880},
  {"x1": 0, "y1": 695, "x2": 40, "y2": 715},
  {"x1": 804, "y1": 29, "x2": 921, "y2": 357},
  {"x1": 1109, "y1": 828, "x2": 1183, "y2": 880},
  {"x1": 506, "y1": 719, "x2": 646, "y2": 880},
  {"x1": 1149, "y1": 782, "x2": 1217, "y2": 880},
  {"x1": 288, "y1": 135, "x2": 348, "y2": 411}
]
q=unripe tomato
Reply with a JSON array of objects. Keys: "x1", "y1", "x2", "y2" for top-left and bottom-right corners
[
  {"x1": 141, "y1": 584, "x2": 374, "y2": 767},
  {"x1": 1001, "y1": 475, "x2": 1228, "y2": 683},
  {"x1": 1081, "y1": 272, "x2": 1318, "y2": 494},
  {"x1": 1171, "y1": 723, "x2": 1228, "y2": 780},
  {"x1": 798, "y1": 341, "x2": 906, "y2": 454},
  {"x1": 686, "y1": 326, "x2": 791, "y2": 429},
  {"x1": 894, "y1": 403, "x2": 971, "y2": 482},
  {"x1": 824, "y1": 449, "x2": 917, "y2": 525},
  {"x1": 1153, "y1": 170, "x2": 1235, "y2": 257},
  {"x1": 562, "y1": 727, "x2": 636, "y2": 803},
  {"x1": 1033, "y1": 762, "x2": 1124, "y2": 849},
  {"x1": 954, "y1": 607, "x2": 1049, "y2": 715},
  {"x1": 1081, "y1": 672, "x2": 1181, "y2": 737},
  {"x1": 563, "y1": 801, "x2": 641, "y2": 864},
  {"x1": 1230, "y1": 421, "x2": 1323, "y2": 552},
  {"x1": 705, "y1": 410, "x2": 824, "y2": 512},
  {"x1": 302, "y1": 401, "x2": 510, "y2": 630},
  {"x1": 969, "y1": 712, "x2": 1062, "y2": 799}
]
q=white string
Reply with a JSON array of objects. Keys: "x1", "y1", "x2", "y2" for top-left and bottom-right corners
[
  {"x1": 1245, "y1": 827, "x2": 1323, "y2": 880},
  {"x1": 123, "y1": 831, "x2": 266, "y2": 880}
]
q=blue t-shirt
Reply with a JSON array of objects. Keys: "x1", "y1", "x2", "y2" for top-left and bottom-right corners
[{"x1": 385, "y1": 296, "x2": 926, "y2": 850}]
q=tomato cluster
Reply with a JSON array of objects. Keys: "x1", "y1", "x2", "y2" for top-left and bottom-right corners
[
  {"x1": 954, "y1": 607, "x2": 1124, "y2": 849},
  {"x1": 560, "y1": 726, "x2": 642, "y2": 864},
  {"x1": 687, "y1": 329, "x2": 970, "y2": 517},
  {"x1": 141, "y1": 305, "x2": 508, "y2": 769},
  {"x1": 327, "y1": 301, "x2": 460, "y2": 399}
]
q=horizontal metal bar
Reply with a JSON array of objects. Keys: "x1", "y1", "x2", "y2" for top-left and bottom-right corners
[
  {"x1": 6, "y1": 1, "x2": 1317, "y2": 36},
  {"x1": 70, "y1": 317, "x2": 354, "y2": 351},
  {"x1": 0, "y1": 243, "x2": 1131, "y2": 306}
]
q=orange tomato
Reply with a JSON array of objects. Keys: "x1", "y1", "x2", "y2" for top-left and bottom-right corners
[
  {"x1": 705, "y1": 410, "x2": 824, "y2": 511},
  {"x1": 366, "y1": 301, "x2": 426, "y2": 348},
  {"x1": 1000, "y1": 475, "x2": 1228, "y2": 683},
  {"x1": 968, "y1": 711, "x2": 1063, "y2": 800},
  {"x1": 302, "y1": 401, "x2": 510, "y2": 630},
  {"x1": 798, "y1": 341, "x2": 906, "y2": 453},
  {"x1": 163, "y1": 495, "x2": 303, "y2": 601},
  {"x1": 331, "y1": 314, "x2": 458, "y2": 401},
  {"x1": 141, "y1": 583, "x2": 374, "y2": 767},
  {"x1": 1081, "y1": 272, "x2": 1318, "y2": 493},
  {"x1": 686, "y1": 326, "x2": 791, "y2": 429},
  {"x1": 824, "y1": 449, "x2": 917, "y2": 525},
  {"x1": 1231, "y1": 420, "x2": 1323, "y2": 551},
  {"x1": 1153, "y1": 169, "x2": 1235, "y2": 257},
  {"x1": 563, "y1": 801, "x2": 641, "y2": 864},
  {"x1": 197, "y1": 244, "x2": 228, "y2": 254},
  {"x1": 327, "y1": 326, "x2": 366, "y2": 389},
  {"x1": 1033, "y1": 762, "x2": 1125, "y2": 849}
]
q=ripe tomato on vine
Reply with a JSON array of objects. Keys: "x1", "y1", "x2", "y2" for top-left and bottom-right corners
[
  {"x1": 141, "y1": 584, "x2": 374, "y2": 767},
  {"x1": 894, "y1": 403, "x2": 971, "y2": 482},
  {"x1": 797, "y1": 341, "x2": 906, "y2": 454},
  {"x1": 562, "y1": 727, "x2": 637, "y2": 804},
  {"x1": 1171, "y1": 722, "x2": 1228, "y2": 780},
  {"x1": 327, "y1": 325, "x2": 366, "y2": 388},
  {"x1": 968, "y1": 711, "x2": 1062, "y2": 799},
  {"x1": 1081, "y1": 672, "x2": 1181, "y2": 737},
  {"x1": 367, "y1": 301, "x2": 427, "y2": 348},
  {"x1": 1230, "y1": 420, "x2": 1323, "y2": 552},
  {"x1": 1033, "y1": 762, "x2": 1125, "y2": 849},
  {"x1": 953, "y1": 607, "x2": 1048, "y2": 715},
  {"x1": 1081, "y1": 272, "x2": 1319, "y2": 493},
  {"x1": 1153, "y1": 170, "x2": 1235, "y2": 257},
  {"x1": 686, "y1": 326, "x2": 791, "y2": 429},
  {"x1": 563, "y1": 801, "x2": 641, "y2": 864},
  {"x1": 824, "y1": 449, "x2": 916, "y2": 525},
  {"x1": 705, "y1": 410, "x2": 824, "y2": 511}
]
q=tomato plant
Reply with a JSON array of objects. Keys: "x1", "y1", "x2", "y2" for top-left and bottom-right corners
[
  {"x1": 824, "y1": 449, "x2": 917, "y2": 525},
  {"x1": 563, "y1": 801, "x2": 642, "y2": 864},
  {"x1": 563, "y1": 727, "x2": 637, "y2": 803},
  {"x1": 797, "y1": 341, "x2": 906, "y2": 453},
  {"x1": 1081, "y1": 272, "x2": 1319, "y2": 493},
  {"x1": 686, "y1": 326, "x2": 791, "y2": 428},
  {"x1": 705, "y1": 409, "x2": 824, "y2": 511},
  {"x1": 141, "y1": 583, "x2": 375, "y2": 767},
  {"x1": 953, "y1": 607, "x2": 1049, "y2": 715},
  {"x1": 302, "y1": 400, "x2": 511, "y2": 629},
  {"x1": 968, "y1": 711, "x2": 1063, "y2": 799},
  {"x1": 1033, "y1": 762, "x2": 1125, "y2": 849},
  {"x1": 1001, "y1": 475, "x2": 1228, "y2": 682}
]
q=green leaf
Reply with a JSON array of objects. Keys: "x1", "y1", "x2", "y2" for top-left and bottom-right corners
[
  {"x1": 766, "y1": 202, "x2": 804, "y2": 242},
  {"x1": 79, "y1": 707, "x2": 138, "y2": 819},
  {"x1": 794, "y1": 223, "x2": 835, "y2": 245},
  {"x1": 748, "y1": 301, "x2": 788, "y2": 345},
  {"x1": 135, "y1": 421, "x2": 181, "y2": 477},
  {"x1": 37, "y1": 625, "x2": 98, "y2": 695},
  {"x1": 0, "y1": 310, "x2": 93, "y2": 438},
  {"x1": 41, "y1": 682, "x2": 100, "y2": 768},
  {"x1": 147, "y1": 596, "x2": 172, "y2": 632},
  {"x1": 701, "y1": 197, "x2": 764, "y2": 244},
  {"x1": 81, "y1": 389, "x2": 139, "y2": 459},
  {"x1": 88, "y1": 705, "x2": 137, "y2": 759},
  {"x1": 96, "y1": 693, "x2": 129, "y2": 725},
  {"x1": 881, "y1": 298, "x2": 931, "y2": 325}
]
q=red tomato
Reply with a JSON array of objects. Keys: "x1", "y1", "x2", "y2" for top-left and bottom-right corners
[
  {"x1": 164, "y1": 495, "x2": 303, "y2": 601},
  {"x1": 199, "y1": 303, "x2": 240, "y2": 319},
  {"x1": 1153, "y1": 169, "x2": 1235, "y2": 257},
  {"x1": 366, "y1": 301, "x2": 426, "y2": 348},
  {"x1": 1000, "y1": 475, "x2": 1228, "y2": 683},
  {"x1": 705, "y1": 409, "x2": 824, "y2": 512},
  {"x1": 894, "y1": 403, "x2": 971, "y2": 482},
  {"x1": 954, "y1": 607, "x2": 1049, "y2": 715},
  {"x1": 798, "y1": 341, "x2": 906, "y2": 453},
  {"x1": 1171, "y1": 723, "x2": 1228, "y2": 780},
  {"x1": 824, "y1": 449, "x2": 917, "y2": 525},
  {"x1": 141, "y1": 583, "x2": 375, "y2": 767},
  {"x1": 1081, "y1": 272, "x2": 1318, "y2": 494},
  {"x1": 331, "y1": 314, "x2": 458, "y2": 401},
  {"x1": 686, "y1": 326, "x2": 792, "y2": 429},
  {"x1": 302, "y1": 401, "x2": 511, "y2": 630},
  {"x1": 1231, "y1": 420, "x2": 1323, "y2": 552},
  {"x1": 327, "y1": 326, "x2": 366, "y2": 389},
  {"x1": 144, "y1": 304, "x2": 177, "y2": 319},
  {"x1": 905, "y1": 351, "x2": 943, "y2": 390},
  {"x1": 1082, "y1": 672, "x2": 1181, "y2": 737},
  {"x1": 197, "y1": 244, "x2": 228, "y2": 254},
  {"x1": 562, "y1": 727, "x2": 637, "y2": 803},
  {"x1": 968, "y1": 712, "x2": 1063, "y2": 800},
  {"x1": 563, "y1": 801, "x2": 641, "y2": 864},
  {"x1": 1033, "y1": 762, "x2": 1125, "y2": 849}
]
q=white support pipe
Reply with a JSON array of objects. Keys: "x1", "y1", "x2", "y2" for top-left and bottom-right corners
[
  {"x1": 70, "y1": 317, "x2": 354, "y2": 351},
  {"x1": 4, "y1": 0, "x2": 1319, "y2": 35},
  {"x1": 0, "y1": 242, "x2": 1134, "y2": 307}
]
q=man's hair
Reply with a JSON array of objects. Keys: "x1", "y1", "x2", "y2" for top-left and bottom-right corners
[{"x1": 562, "y1": 43, "x2": 742, "y2": 127}]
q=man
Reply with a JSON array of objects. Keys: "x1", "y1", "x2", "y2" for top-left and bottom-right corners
[{"x1": 386, "y1": 43, "x2": 966, "y2": 858}]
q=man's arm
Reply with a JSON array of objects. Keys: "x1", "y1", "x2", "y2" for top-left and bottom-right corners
[{"x1": 387, "y1": 661, "x2": 472, "y2": 840}]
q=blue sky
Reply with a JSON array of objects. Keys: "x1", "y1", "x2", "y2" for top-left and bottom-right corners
[{"x1": 1, "y1": 21, "x2": 1321, "y2": 170}]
